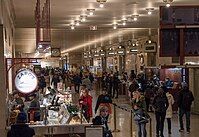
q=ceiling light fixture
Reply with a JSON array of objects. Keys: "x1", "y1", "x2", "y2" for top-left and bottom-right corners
[
  {"x1": 146, "y1": 8, "x2": 154, "y2": 15},
  {"x1": 132, "y1": 15, "x2": 139, "y2": 21},
  {"x1": 122, "y1": 21, "x2": 126, "y2": 26},
  {"x1": 113, "y1": 24, "x2": 117, "y2": 29},
  {"x1": 166, "y1": 3, "x2": 170, "y2": 7},
  {"x1": 75, "y1": 20, "x2": 80, "y2": 26},
  {"x1": 87, "y1": 9, "x2": 95, "y2": 16},
  {"x1": 99, "y1": 3, "x2": 104, "y2": 8},
  {"x1": 70, "y1": 25, "x2": 75, "y2": 30},
  {"x1": 97, "y1": 0, "x2": 107, "y2": 8},
  {"x1": 80, "y1": 15, "x2": 87, "y2": 22},
  {"x1": 163, "y1": 0, "x2": 173, "y2": 7}
]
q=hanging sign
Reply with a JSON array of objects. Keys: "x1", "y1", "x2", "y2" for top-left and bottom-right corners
[{"x1": 15, "y1": 69, "x2": 38, "y2": 94}]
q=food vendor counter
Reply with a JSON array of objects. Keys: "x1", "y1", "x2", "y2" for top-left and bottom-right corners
[
  {"x1": 7, "y1": 123, "x2": 92, "y2": 137},
  {"x1": 32, "y1": 123, "x2": 91, "y2": 137}
]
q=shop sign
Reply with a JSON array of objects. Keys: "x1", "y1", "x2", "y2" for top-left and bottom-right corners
[
  {"x1": 144, "y1": 42, "x2": 157, "y2": 52},
  {"x1": 15, "y1": 69, "x2": 38, "y2": 94}
]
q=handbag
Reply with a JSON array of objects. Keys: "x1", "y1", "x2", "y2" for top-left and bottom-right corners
[{"x1": 133, "y1": 109, "x2": 150, "y2": 124}]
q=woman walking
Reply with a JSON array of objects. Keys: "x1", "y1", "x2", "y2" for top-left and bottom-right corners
[
  {"x1": 166, "y1": 90, "x2": 174, "y2": 134},
  {"x1": 132, "y1": 90, "x2": 148, "y2": 137}
]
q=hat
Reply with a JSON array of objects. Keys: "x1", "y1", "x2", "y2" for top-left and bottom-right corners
[{"x1": 16, "y1": 112, "x2": 27, "y2": 123}]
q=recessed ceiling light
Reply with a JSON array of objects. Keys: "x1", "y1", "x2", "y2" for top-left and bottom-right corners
[{"x1": 113, "y1": 25, "x2": 117, "y2": 29}]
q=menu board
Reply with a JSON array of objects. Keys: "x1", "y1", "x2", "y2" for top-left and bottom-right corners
[
  {"x1": 160, "y1": 6, "x2": 199, "y2": 26},
  {"x1": 184, "y1": 28, "x2": 199, "y2": 56},
  {"x1": 160, "y1": 29, "x2": 180, "y2": 56}
]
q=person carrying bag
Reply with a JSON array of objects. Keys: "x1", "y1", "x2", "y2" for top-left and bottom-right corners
[{"x1": 132, "y1": 90, "x2": 149, "y2": 137}]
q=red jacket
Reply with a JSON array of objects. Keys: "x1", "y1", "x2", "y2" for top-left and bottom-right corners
[{"x1": 79, "y1": 95, "x2": 93, "y2": 117}]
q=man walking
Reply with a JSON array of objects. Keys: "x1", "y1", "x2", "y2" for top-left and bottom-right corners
[{"x1": 178, "y1": 82, "x2": 194, "y2": 134}]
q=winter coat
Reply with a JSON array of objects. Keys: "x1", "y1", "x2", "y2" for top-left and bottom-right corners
[
  {"x1": 178, "y1": 88, "x2": 194, "y2": 111},
  {"x1": 79, "y1": 95, "x2": 93, "y2": 117},
  {"x1": 166, "y1": 93, "x2": 174, "y2": 118},
  {"x1": 95, "y1": 94, "x2": 112, "y2": 114},
  {"x1": 153, "y1": 94, "x2": 169, "y2": 113}
]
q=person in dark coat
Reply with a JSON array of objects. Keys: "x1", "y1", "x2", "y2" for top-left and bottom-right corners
[
  {"x1": 112, "y1": 73, "x2": 120, "y2": 98},
  {"x1": 93, "y1": 106, "x2": 112, "y2": 137},
  {"x1": 51, "y1": 74, "x2": 60, "y2": 89},
  {"x1": 153, "y1": 88, "x2": 169, "y2": 137},
  {"x1": 7, "y1": 112, "x2": 35, "y2": 137},
  {"x1": 73, "y1": 74, "x2": 82, "y2": 93},
  {"x1": 178, "y1": 82, "x2": 194, "y2": 133},
  {"x1": 95, "y1": 89, "x2": 112, "y2": 118}
]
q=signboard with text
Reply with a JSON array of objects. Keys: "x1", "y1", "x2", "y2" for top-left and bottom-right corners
[{"x1": 15, "y1": 69, "x2": 38, "y2": 94}]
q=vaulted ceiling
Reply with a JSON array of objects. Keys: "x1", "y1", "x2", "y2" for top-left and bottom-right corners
[{"x1": 13, "y1": 0, "x2": 199, "y2": 54}]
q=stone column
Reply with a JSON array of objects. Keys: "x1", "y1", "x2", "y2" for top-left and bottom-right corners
[{"x1": 0, "y1": 24, "x2": 7, "y2": 137}]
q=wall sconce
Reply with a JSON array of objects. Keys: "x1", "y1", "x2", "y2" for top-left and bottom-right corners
[{"x1": 146, "y1": 8, "x2": 154, "y2": 15}]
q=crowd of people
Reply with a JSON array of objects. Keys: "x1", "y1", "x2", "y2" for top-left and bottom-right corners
[
  {"x1": 128, "y1": 72, "x2": 194, "y2": 137},
  {"x1": 7, "y1": 67, "x2": 195, "y2": 137}
]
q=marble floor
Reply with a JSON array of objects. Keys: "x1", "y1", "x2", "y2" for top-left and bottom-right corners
[
  {"x1": 108, "y1": 101, "x2": 199, "y2": 137},
  {"x1": 91, "y1": 90, "x2": 199, "y2": 137}
]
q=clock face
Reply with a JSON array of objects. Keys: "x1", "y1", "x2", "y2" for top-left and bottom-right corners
[
  {"x1": 15, "y1": 69, "x2": 38, "y2": 94},
  {"x1": 51, "y1": 48, "x2": 61, "y2": 57}
]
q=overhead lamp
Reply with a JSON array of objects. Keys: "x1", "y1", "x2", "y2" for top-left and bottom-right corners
[
  {"x1": 163, "y1": 0, "x2": 173, "y2": 7},
  {"x1": 113, "y1": 23, "x2": 117, "y2": 29},
  {"x1": 166, "y1": 3, "x2": 170, "y2": 7},
  {"x1": 148, "y1": 40, "x2": 152, "y2": 43},
  {"x1": 70, "y1": 25, "x2": 75, "y2": 30},
  {"x1": 80, "y1": 15, "x2": 87, "y2": 22},
  {"x1": 122, "y1": 21, "x2": 126, "y2": 26},
  {"x1": 99, "y1": 3, "x2": 104, "y2": 8},
  {"x1": 87, "y1": 9, "x2": 95, "y2": 16},
  {"x1": 97, "y1": 0, "x2": 107, "y2": 8},
  {"x1": 75, "y1": 20, "x2": 80, "y2": 26},
  {"x1": 132, "y1": 15, "x2": 139, "y2": 21},
  {"x1": 146, "y1": 8, "x2": 154, "y2": 15},
  {"x1": 113, "y1": 25, "x2": 117, "y2": 29}
]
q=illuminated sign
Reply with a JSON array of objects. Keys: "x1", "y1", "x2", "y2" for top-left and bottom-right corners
[{"x1": 15, "y1": 69, "x2": 38, "y2": 94}]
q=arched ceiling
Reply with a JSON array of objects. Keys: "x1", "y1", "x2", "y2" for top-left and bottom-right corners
[{"x1": 13, "y1": 0, "x2": 199, "y2": 53}]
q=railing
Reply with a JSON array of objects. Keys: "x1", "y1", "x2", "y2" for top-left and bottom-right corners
[{"x1": 111, "y1": 103, "x2": 152, "y2": 137}]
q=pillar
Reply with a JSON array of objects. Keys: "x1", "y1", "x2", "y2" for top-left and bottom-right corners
[{"x1": 0, "y1": 24, "x2": 7, "y2": 137}]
